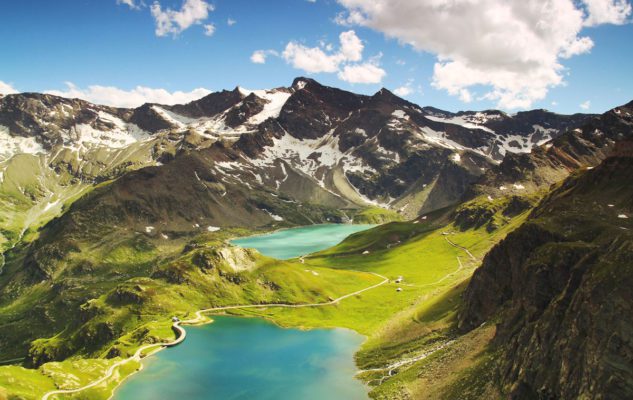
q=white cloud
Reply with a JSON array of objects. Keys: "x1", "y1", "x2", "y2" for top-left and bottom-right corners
[
  {"x1": 203, "y1": 23, "x2": 215, "y2": 36},
  {"x1": 338, "y1": 62, "x2": 386, "y2": 84},
  {"x1": 279, "y1": 30, "x2": 385, "y2": 84},
  {"x1": 336, "y1": 0, "x2": 630, "y2": 109},
  {"x1": 582, "y1": 0, "x2": 632, "y2": 26},
  {"x1": 282, "y1": 41, "x2": 343, "y2": 73},
  {"x1": 393, "y1": 85, "x2": 412, "y2": 97},
  {"x1": 0, "y1": 81, "x2": 18, "y2": 95},
  {"x1": 338, "y1": 30, "x2": 364, "y2": 62},
  {"x1": 227, "y1": 18, "x2": 236, "y2": 26},
  {"x1": 393, "y1": 79, "x2": 416, "y2": 96},
  {"x1": 580, "y1": 100, "x2": 591, "y2": 110},
  {"x1": 116, "y1": 0, "x2": 140, "y2": 10},
  {"x1": 45, "y1": 82, "x2": 211, "y2": 108},
  {"x1": 250, "y1": 49, "x2": 279, "y2": 64},
  {"x1": 551, "y1": 101, "x2": 559, "y2": 106},
  {"x1": 150, "y1": 0, "x2": 214, "y2": 37}
]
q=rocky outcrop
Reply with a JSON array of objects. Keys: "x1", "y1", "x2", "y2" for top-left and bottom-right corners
[
  {"x1": 129, "y1": 103, "x2": 174, "y2": 133},
  {"x1": 458, "y1": 154, "x2": 633, "y2": 399},
  {"x1": 468, "y1": 101, "x2": 633, "y2": 200},
  {"x1": 170, "y1": 87, "x2": 242, "y2": 118}
]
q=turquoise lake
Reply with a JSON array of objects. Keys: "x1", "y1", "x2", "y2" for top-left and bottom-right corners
[
  {"x1": 114, "y1": 224, "x2": 376, "y2": 399},
  {"x1": 113, "y1": 317, "x2": 369, "y2": 400},
  {"x1": 230, "y1": 223, "x2": 375, "y2": 259}
]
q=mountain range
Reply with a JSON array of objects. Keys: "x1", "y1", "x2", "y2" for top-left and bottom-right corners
[
  {"x1": 0, "y1": 77, "x2": 596, "y2": 246},
  {"x1": 0, "y1": 78, "x2": 631, "y2": 400}
]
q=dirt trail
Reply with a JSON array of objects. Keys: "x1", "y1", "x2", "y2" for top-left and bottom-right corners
[{"x1": 41, "y1": 272, "x2": 388, "y2": 400}]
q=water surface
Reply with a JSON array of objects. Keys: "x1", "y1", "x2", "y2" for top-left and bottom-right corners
[
  {"x1": 114, "y1": 316, "x2": 368, "y2": 400},
  {"x1": 230, "y1": 224, "x2": 375, "y2": 259}
]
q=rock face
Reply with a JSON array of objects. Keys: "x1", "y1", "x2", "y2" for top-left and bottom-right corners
[
  {"x1": 0, "y1": 77, "x2": 596, "y2": 219},
  {"x1": 458, "y1": 153, "x2": 633, "y2": 399},
  {"x1": 468, "y1": 101, "x2": 633, "y2": 200}
]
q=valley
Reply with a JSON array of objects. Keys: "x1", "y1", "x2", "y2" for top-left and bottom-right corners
[{"x1": 0, "y1": 78, "x2": 631, "y2": 400}]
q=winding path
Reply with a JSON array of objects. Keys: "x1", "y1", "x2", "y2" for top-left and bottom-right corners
[
  {"x1": 355, "y1": 234, "x2": 479, "y2": 385},
  {"x1": 41, "y1": 234, "x2": 478, "y2": 399},
  {"x1": 444, "y1": 235, "x2": 476, "y2": 260},
  {"x1": 41, "y1": 272, "x2": 388, "y2": 400}
]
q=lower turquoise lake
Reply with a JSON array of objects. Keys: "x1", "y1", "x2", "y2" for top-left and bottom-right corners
[
  {"x1": 230, "y1": 223, "x2": 375, "y2": 259},
  {"x1": 114, "y1": 224, "x2": 376, "y2": 399},
  {"x1": 113, "y1": 317, "x2": 369, "y2": 400}
]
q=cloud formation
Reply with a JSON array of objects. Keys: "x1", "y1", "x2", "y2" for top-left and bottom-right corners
[
  {"x1": 336, "y1": 0, "x2": 632, "y2": 108},
  {"x1": 583, "y1": 0, "x2": 632, "y2": 26},
  {"x1": 393, "y1": 80, "x2": 415, "y2": 97},
  {"x1": 338, "y1": 62, "x2": 385, "y2": 84},
  {"x1": 250, "y1": 50, "x2": 278, "y2": 64},
  {"x1": 45, "y1": 82, "x2": 211, "y2": 108},
  {"x1": 203, "y1": 23, "x2": 215, "y2": 36},
  {"x1": 270, "y1": 30, "x2": 385, "y2": 84},
  {"x1": 150, "y1": 0, "x2": 214, "y2": 37},
  {"x1": 0, "y1": 81, "x2": 18, "y2": 95},
  {"x1": 116, "y1": 0, "x2": 140, "y2": 10}
]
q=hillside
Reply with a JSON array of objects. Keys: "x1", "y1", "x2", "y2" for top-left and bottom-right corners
[
  {"x1": 0, "y1": 79, "x2": 631, "y2": 400},
  {"x1": 0, "y1": 78, "x2": 595, "y2": 259},
  {"x1": 458, "y1": 149, "x2": 633, "y2": 399}
]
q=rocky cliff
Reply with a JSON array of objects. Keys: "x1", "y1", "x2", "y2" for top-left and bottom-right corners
[{"x1": 459, "y1": 151, "x2": 633, "y2": 399}]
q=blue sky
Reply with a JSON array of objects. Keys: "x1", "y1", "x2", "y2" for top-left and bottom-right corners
[{"x1": 0, "y1": 0, "x2": 631, "y2": 114}]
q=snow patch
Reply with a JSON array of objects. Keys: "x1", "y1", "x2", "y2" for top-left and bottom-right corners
[
  {"x1": 151, "y1": 106, "x2": 195, "y2": 129},
  {"x1": 43, "y1": 200, "x2": 61, "y2": 212},
  {"x1": 391, "y1": 110, "x2": 407, "y2": 119},
  {"x1": 425, "y1": 114, "x2": 495, "y2": 134},
  {"x1": 247, "y1": 89, "x2": 292, "y2": 125},
  {"x1": 0, "y1": 126, "x2": 46, "y2": 161}
]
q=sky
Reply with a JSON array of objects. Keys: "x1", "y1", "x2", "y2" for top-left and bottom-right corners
[{"x1": 0, "y1": 0, "x2": 632, "y2": 114}]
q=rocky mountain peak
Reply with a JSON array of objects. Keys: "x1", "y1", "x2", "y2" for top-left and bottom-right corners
[{"x1": 291, "y1": 77, "x2": 317, "y2": 91}]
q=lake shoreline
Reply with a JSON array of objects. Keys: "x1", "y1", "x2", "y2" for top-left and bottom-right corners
[
  {"x1": 112, "y1": 317, "x2": 372, "y2": 399},
  {"x1": 42, "y1": 223, "x2": 381, "y2": 400}
]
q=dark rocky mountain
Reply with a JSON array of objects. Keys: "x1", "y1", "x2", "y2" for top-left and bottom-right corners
[
  {"x1": 468, "y1": 100, "x2": 633, "y2": 199},
  {"x1": 458, "y1": 145, "x2": 633, "y2": 399},
  {"x1": 0, "y1": 78, "x2": 596, "y2": 219}
]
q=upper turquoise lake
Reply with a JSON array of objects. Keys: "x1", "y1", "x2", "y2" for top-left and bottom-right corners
[
  {"x1": 113, "y1": 224, "x2": 376, "y2": 399},
  {"x1": 230, "y1": 223, "x2": 375, "y2": 259}
]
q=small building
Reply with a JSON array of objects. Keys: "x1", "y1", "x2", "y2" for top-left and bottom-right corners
[
  {"x1": 396, "y1": 287, "x2": 402, "y2": 292},
  {"x1": 395, "y1": 276, "x2": 403, "y2": 284},
  {"x1": 172, "y1": 316, "x2": 180, "y2": 323}
]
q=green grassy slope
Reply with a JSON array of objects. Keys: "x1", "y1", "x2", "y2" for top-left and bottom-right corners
[
  {"x1": 0, "y1": 229, "x2": 380, "y2": 399},
  {"x1": 227, "y1": 195, "x2": 534, "y2": 399},
  {"x1": 0, "y1": 178, "x2": 539, "y2": 400}
]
